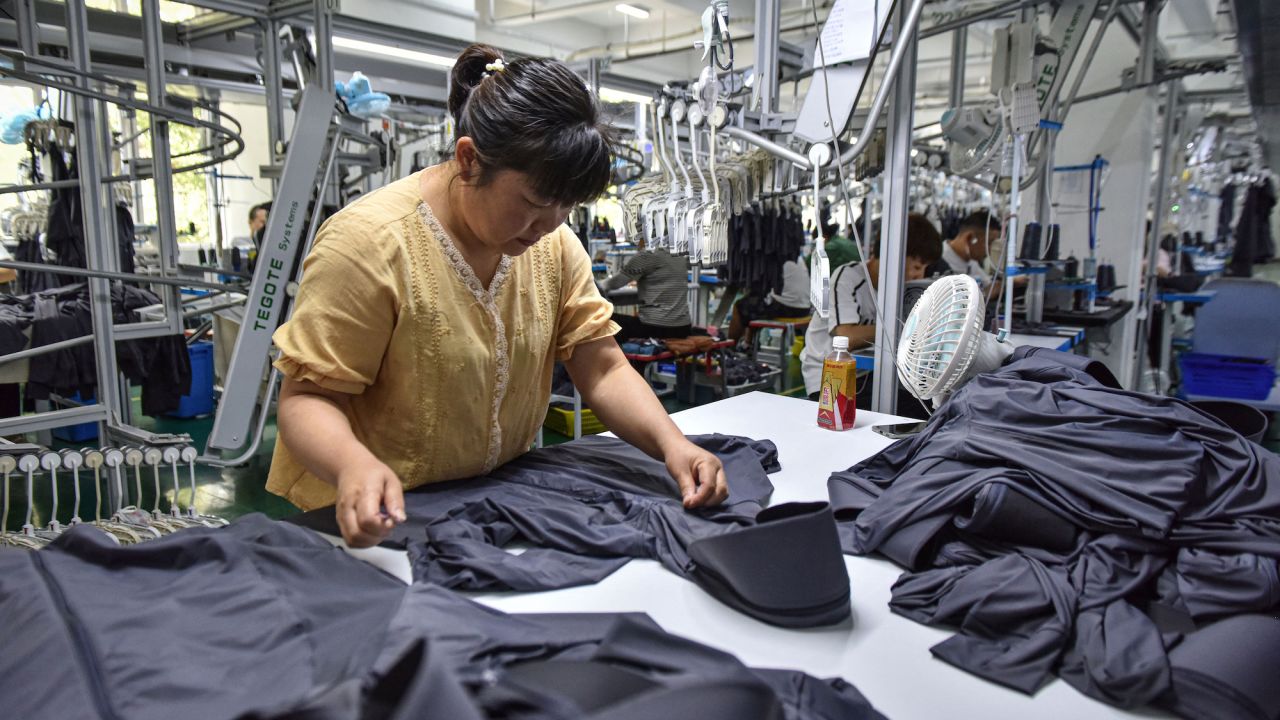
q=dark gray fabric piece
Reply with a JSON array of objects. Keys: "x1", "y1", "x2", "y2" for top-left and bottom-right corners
[
  {"x1": 688, "y1": 502, "x2": 851, "y2": 628},
  {"x1": 1159, "y1": 615, "x2": 1280, "y2": 720},
  {"x1": 952, "y1": 481, "x2": 1080, "y2": 552},
  {"x1": 289, "y1": 434, "x2": 780, "y2": 592},
  {"x1": 0, "y1": 514, "x2": 883, "y2": 720},
  {"x1": 0, "y1": 515, "x2": 406, "y2": 720},
  {"x1": 383, "y1": 583, "x2": 885, "y2": 720},
  {"x1": 827, "y1": 348, "x2": 1280, "y2": 713}
]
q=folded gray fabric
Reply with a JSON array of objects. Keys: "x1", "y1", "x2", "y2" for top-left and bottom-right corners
[{"x1": 1160, "y1": 614, "x2": 1280, "y2": 720}]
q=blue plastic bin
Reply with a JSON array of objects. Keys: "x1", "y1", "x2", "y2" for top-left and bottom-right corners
[
  {"x1": 169, "y1": 341, "x2": 215, "y2": 418},
  {"x1": 1179, "y1": 352, "x2": 1277, "y2": 400},
  {"x1": 52, "y1": 392, "x2": 98, "y2": 442}
]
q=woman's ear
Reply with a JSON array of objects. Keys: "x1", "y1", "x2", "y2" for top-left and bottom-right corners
[{"x1": 454, "y1": 137, "x2": 478, "y2": 182}]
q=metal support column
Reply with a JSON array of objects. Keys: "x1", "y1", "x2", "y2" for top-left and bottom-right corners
[
  {"x1": 263, "y1": 18, "x2": 286, "y2": 184},
  {"x1": 142, "y1": 0, "x2": 184, "y2": 337},
  {"x1": 15, "y1": 0, "x2": 39, "y2": 55},
  {"x1": 948, "y1": 27, "x2": 967, "y2": 110},
  {"x1": 872, "y1": 0, "x2": 918, "y2": 416},
  {"x1": 752, "y1": 0, "x2": 781, "y2": 113},
  {"x1": 586, "y1": 58, "x2": 602, "y2": 96},
  {"x1": 313, "y1": 0, "x2": 336, "y2": 93},
  {"x1": 66, "y1": 0, "x2": 124, "y2": 416},
  {"x1": 1134, "y1": 81, "x2": 1179, "y2": 390},
  {"x1": 1137, "y1": 0, "x2": 1162, "y2": 85}
]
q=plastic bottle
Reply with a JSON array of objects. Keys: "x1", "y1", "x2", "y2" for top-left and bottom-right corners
[{"x1": 817, "y1": 336, "x2": 857, "y2": 431}]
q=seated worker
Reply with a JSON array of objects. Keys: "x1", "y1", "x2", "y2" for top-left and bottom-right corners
[
  {"x1": 821, "y1": 225, "x2": 860, "y2": 272},
  {"x1": 801, "y1": 213, "x2": 943, "y2": 414},
  {"x1": 601, "y1": 244, "x2": 692, "y2": 339},
  {"x1": 927, "y1": 209, "x2": 1000, "y2": 286},
  {"x1": 728, "y1": 257, "x2": 810, "y2": 343}
]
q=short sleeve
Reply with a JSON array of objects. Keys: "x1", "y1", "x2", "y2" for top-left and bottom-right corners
[
  {"x1": 555, "y1": 227, "x2": 619, "y2": 361},
  {"x1": 272, "y1": 219, "x2": 401, "y2": 394},
  {"x1": 831, "y1": 263, "x2": 872, "y2": 327}
]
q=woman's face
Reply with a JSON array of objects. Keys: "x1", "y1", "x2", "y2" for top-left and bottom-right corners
[{"x1": 459, "y1": 166, "x2": 572, "y2": 257}]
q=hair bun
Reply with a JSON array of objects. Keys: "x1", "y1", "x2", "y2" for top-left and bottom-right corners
[{"x1": 449, "y1": 44, "x2": 506, "y2": 122}]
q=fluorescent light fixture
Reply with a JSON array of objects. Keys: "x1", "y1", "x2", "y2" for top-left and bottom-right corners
[
  {"x1": 332, "y1": 36, "x2": 455, "y2": 70},
  {"x1": 599, "y1": 86, "x2": 653, "y2": 105},
  {"x1": 615, "y1": 3, "x2": 650, "y2": 19}
]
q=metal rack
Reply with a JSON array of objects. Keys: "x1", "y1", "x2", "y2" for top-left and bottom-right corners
[{"x1": 0, "y1": 0, "x2": 249, "y2": 485}]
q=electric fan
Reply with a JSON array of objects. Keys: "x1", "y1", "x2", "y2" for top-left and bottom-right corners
[{"x1": 897, "y1": 274, "x2": 1013, "y2": 405}]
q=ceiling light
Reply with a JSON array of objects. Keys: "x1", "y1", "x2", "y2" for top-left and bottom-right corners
[
  {"x1": 615, "y1": 3, "x2": 650, "y2": 19},
  {"x1": 599, "y1": 86, "x2": 653, "y2": 105},
  {"x1": 332, "y1": 36, "x2": 455, "y2": 70}
]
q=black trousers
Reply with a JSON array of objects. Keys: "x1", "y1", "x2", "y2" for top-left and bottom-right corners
[{"x1": 613, "y1": 312, "x2": 692, "y2": 340}]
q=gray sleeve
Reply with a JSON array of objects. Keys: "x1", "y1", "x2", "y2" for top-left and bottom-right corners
[{"x1": 603, "y1": 253, "x2": 656, "y2": 291}]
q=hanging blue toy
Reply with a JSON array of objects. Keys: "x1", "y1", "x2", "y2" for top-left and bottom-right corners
[{"x1": 336, "y1": 72, "x2": 391, "y2": 120}]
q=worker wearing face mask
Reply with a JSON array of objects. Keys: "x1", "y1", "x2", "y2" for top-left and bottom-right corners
[
  {"x1": 927, "y1": 210, "x2": 1003, "y2": 287},
  {"x1": 269, "y1": 44, "x2": 728, "y2": 548}
]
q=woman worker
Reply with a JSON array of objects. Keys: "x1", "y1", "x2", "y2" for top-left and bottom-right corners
[{"x1": 268, "y1": 45, "x2": 728, "y2": 547}]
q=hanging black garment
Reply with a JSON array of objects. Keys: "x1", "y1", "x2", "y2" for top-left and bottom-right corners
[
  {"x1": 115, "y1": 201, "x2": 137, "y2": 275},
  {"x1": 0, "y1": 514, "x2": 886, "y2": 720},
  {"x1": 826, "y1": 347, "x2": 1280, "y2": 713},
  {"x1": 14, "y1": 233, "x2": 58, "y2": 295},
  {"x1": 1217, "y1": 183, "x2": 1236, "y2": 247},
  {"x1": 111, "y1": 283, "x2": 192, "y2": 416},
  {"x1": 724, "y1": 204, "x2": 804, "y2": 298},
  {"x1": 42, "y1": 141, "x2": 136, "y2": 280},
  {"x1": 1228, "y1": 180, "x2": 1277, "y2": 276},
  {"x1": 25, "y1": 283, "x2": 97, "y2": 401},
  {"x1": 290, "y1": 434, "x2": 781, "y2": 592},
  {"x1": 15, "y1": 282, "x2": 190, "y2": 414},
  {"x1": 0, "y1": 293, "x2": 33, "y2": 355}
]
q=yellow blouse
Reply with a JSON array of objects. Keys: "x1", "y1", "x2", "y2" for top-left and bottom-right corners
[{"x1": 266, "y1": 172, "x2": 619, "y2": 510}]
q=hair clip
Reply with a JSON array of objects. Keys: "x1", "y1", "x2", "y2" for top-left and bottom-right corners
[{"x1": 484, "y1": 59, "x2": 506, "y2": 74}]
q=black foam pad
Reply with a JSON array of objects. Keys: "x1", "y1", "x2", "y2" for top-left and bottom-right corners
[{"x1": 688, "y1": 502, "x2": 851, "y2": 628}]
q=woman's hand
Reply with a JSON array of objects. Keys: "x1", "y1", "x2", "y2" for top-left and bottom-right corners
[
  {"x1": 335, "y1": 458, "x2": 407, "y2": 548},
  {"x1": 663, "y1": 440, "x2": 729, "y2": 509},
  {"x1": 564, "y1": 339, "x2": 729, "y2": 510}
]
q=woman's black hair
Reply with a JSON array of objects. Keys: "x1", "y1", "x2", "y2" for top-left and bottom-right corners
[{"x1": 449, "y1": 44, "x2": 614, "y2": 206}]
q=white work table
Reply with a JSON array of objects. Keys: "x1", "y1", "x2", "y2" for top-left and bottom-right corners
[{"x1": 336, "y1": 392, "x2": 1148, "y2": 719}]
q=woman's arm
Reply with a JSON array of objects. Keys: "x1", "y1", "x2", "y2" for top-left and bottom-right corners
[
  {"x1": 277, "y1": 377, "x2": 406, "y2": 547},
  {"x1": 563, "y1": 338, "x2": 728, "y2": 508}
]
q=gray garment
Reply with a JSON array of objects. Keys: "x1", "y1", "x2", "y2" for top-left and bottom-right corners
[
  {"x1": 0, "y1": 514, "x2": 886, "y2": 720},
  {"x1": 605, "y1": 250, "x2": 691, "y2": 327},
  {"x1": 290, "y1": 434, "x2": 780, "y2": 592},
  {"x1": 828, "y1": 347, "x2": 1280, "y2": 711}
]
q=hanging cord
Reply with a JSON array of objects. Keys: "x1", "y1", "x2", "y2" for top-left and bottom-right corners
[{"x1": 809, "y1": 0, "x2": 928, "y2": 415}]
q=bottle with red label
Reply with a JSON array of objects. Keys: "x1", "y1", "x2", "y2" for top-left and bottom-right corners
[{"x1": 816, "y1": 336, "x2": 856, "y2": 431}]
